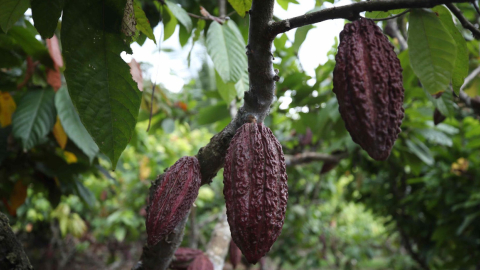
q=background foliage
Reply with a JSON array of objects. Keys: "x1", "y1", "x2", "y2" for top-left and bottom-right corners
[{"x1": 0, "y1": 0, "x2": 480, "y2": 269}]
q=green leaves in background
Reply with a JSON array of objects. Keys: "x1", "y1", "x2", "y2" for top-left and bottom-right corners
[
  {"x1": 408, "y1": 9, "x2": 457, "y2": 96},
  {"x1": 292, "y1": 25, "x2": 315, "y2": 53},
  {"x1": 365, "y1": 9, "x2": 405, "y2": 19},
  {"x1": 206, "y1": 21, "x2": 247, "y2": 84},
  {"x1": 215, "y1": 71, "x2": 237, "y2": 103},
  {"x1": 432, "y1": 5, "x2": 469, "y2": 95},
  {"x1": 405, "y1": 137, "x2": 434, "y2": 166},
  {"x1": 161, "y1": 3, "x2": 177, "y2": 41},
  {"x1": 62, "y1": 0, "x2": 142, "y2": 169},
  {"x1": 133, "y1": 0, "x2": 156, "y2": 43},
  {"x1": 277, "y1": 0, "x2": 299, "y2": 10},
  {"x1": 165, "y1": 1, "x2": 192, "y2": 32},
  {"x1": 55, "y1": 86, "x2": 99, "y2": 163},
  {"x1": 228, "y1": 0, "x2": 252, "y2": 17},
  {"x1": 12, "y1": 89, "x2": 56, "y2": 150},
  {"x1": 0, "y1": 0, "x2": 29, "y2": 33},
  {"x1": 197, "y1": 102, "x2": 229, "y2": 125},
  {"x1": 7, "y1": 26, "x2": 53, "y2": 67},
  {"x1": 31, "y1": 0, "x2": 65, "y2": 38}
]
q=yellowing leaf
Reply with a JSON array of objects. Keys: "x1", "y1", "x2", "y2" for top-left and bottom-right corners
[
  {"x1": 0, "y1": 91, "x2": 16, "y2": 127},
  {"x1": 53, "y1": 116, "x2": 68, "y2": 149},
  {"x1": 139, "y1": 156, "x2": 151, "y2": 180},
  {"x1": 8, "y1": 180, "x2": 28, "y2": 216},
  {"x1": 451, "y1": 158, "x2": 468, "y2": 175},
  {"x1": 64, "y1": 151, "x2": 77, "y2": 164}
]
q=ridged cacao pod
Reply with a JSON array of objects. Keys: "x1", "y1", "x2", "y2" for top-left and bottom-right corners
[
  {"x1": 333, "y1": 18, "x2": 405, "y2": 160},
  {"x1": 229, "y1": 240, "x2": 242, "y2": 269},
  {"x1": 170, "y1": 248, "x2": 203, "y2": 270},
  {"x1": 146, "y1": 156, "x2": 201, "y2": 246},
  {"x1": 187, "y1": 254, "x2": 214, "y2": 270},
  {"x1": 223, "y1": 122, "x2": 288, "y2": 264}
]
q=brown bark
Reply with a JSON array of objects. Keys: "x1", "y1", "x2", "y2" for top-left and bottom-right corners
[{"x1": 0, "y1": 212, "x2": 33, "y2": 270}]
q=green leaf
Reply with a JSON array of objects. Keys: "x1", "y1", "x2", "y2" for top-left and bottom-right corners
[
  {"x1": 416, "y1": 128, "x2": 453, "y2": 147},
  {"x1": 31, "y1": 0, "x2": 64, "y2": 38},
  {"x1": 62, "y1": 0, "x2": 142, "y2": 169},
  {"x1": 187, "y1": 20, "x2": 205, "y2": 66},
  {"x1": 162, "y1": 4, "x2": 177, "y2": 41},
  {"x1": 55, "y1": 86, "x2": 99, "y2": 163},
  {"x1": 0, "y1": 0, "x2": 29, "y2": 33},
  {"x1": 408, "y1": 9, "x2": 457, "y2": 96},
  {"x1": 432, "y1": 6, "x2": 469, "y2": 95},
  {"x1": 206, "y1": 21, "x2": 247, "y2": 83},
  {"x1": 197, "y1": 102, "x2": 229, "y2": 125},
  {"x1": 228, "y1": 0, "x2": 252, "y2": 17},
  {"x1": 215, "y1": 71, "x2": 237, "y2": 103},
  {"x1": 235, "y1": 71, "x2": 249, "y2": 99},
  {"x1": 74, "y1": 180, "x2": 96, "y2": 207},
  {"x1": 456, "y1": 212, "x2": 480, "y2": 235},
  {"x1": 12, "y1": 89, "x2": 56, "y2": 150},
  {"x1": 165, "y1": 1, "x2": 192, "y2": 32},
  {"x1": 405, "y1": 138, "x2": 434, "y2": 166},
  {"x1": 292, "y1": 25, "x2": 314, "y2": 53},
  {"x1": 365, "y1": 9, "x2": 406, "y2": 19},
  {"x1": 7, "y1": 26, "x2": 53, "y2": 67},
  {"x1": 133, "y1": 0, "x2": 156, "y2": 44},
  {"x1": 276, "y1": 0, "x2": 299, "y2": 10}
]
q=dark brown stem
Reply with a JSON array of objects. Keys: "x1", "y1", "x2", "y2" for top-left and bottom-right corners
[
  {"x1": 446, "y1": 3, "x2": 480, "y2": 39},
  {"x1": 0, "y1": 212, "x2": 33, "y2": 270},
  {"x1": 472, "y1": 0, "x2": 480, "y2": 16},
  {"x1": 270, "y1": 0, "x2": 474, "y2": 36}
]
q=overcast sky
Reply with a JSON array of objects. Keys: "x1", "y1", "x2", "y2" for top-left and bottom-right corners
[{"x1": 121, "y1": 0, "x2": 353, "y2": 93}]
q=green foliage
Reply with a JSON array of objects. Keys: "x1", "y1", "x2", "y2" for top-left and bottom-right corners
[
  {"x1": 12, "y1": 88, "x2": 56, "y2": 150},
  {"x1": 61, "y1": 0, "x2": 142, "y2": 169},
  {"x1": 133, "y1": 0, "x2": 156, "y2": 43},
  {"x1": 228, "y1": 0, "x2": 252, "y2": 17},
  {"x1": 0, "y1": 0, "x2": 29, "y2": 32},
  {"x1": 31, "y1": 0, "x2": 64, "y2": 38},
  {"x1": 408, "y1": 9, "x2": 457, "y2": 95}
]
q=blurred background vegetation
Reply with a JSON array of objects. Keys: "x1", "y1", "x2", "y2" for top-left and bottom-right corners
[{"x1": 1, "y1": 0, "x2": 480, "y2": 269}]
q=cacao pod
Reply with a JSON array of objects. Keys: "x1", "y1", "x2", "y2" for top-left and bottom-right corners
[
  {"x1": 170, "y1": 247, "x2": 203, "y2": 270},
  {"x1": 223, "y1": 122, "x2": 288, "y2": 264},
  {"x1": 146, "y1": 156, "x2": 201, "y2": 246},
  {"x1": 333, "y1": 18, "x2": 405, "y2": 160},
  {"x1": 187, "y1": 254, "x2": 214, "y2": 270},
  {"x1": 229, "y1": 240, "x2": 242, "y2": 269}
]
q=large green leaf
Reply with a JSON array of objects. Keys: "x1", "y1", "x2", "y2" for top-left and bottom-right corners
[
  {"x1": 133, "y1": 0, "x2": 155, "y2": 43},
  {"x1": 228, "y1": 0, "x2": 252, "y2": 17},
  {"x1": 161, "y1": 4, "x2": 177, "y2": 41},
  {"x1": 55, "y1": 86, "x2": 99, "y2": 163},
  {"x1": 215, "y1": 71, "x2": 237, "y2": 103},
  {"x1": 197, "y1": 102, "x2": 229, "y2": 125},
  {"x1": 0, "y1": 0, "x2": 29, "y2": 33},
  {"x1": 408, "y1": 9, "x2": 457, "y2": 95},
  {"x1": 206, "y1": 21, "x2": 247, "y2": 83},
  {"x1": 31, "y1": 0, "x2": 64, "y2": 38},
  {"x1": 433, "y1": 6, "x2": 469, "y2": 95},
  {"x1": 405, "y1": 138, "x2": 434, "y2": 166},
  {"x1": 61, "y1": 0, "x2": 142, "y2": 169},
  {"x1": 7, "y1": 26, "x2": 53, "y2": 67},
  {"x1": 12, "y1": 89, "x2": 56, "y2": 150},
  {"x1": 165, "y1": 1, "x2": 191, "y2": 32}
]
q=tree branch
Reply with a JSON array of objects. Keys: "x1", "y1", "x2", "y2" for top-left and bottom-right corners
[
  {"x1": 205, "y1": 209, "x2": 230, "y2": 270},
  {"x1": 284, "y1": 152, "x2": 348, "y2": 166},
  {"x1": 270, "y1": 0, "x2": 473, "y2": 36},
  {"x1": 446, "y1": 3, "x2": 480, "y2": 39}
]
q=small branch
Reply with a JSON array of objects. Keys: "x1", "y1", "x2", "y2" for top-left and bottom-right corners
[
  {"x1": 368, "y1": 9, "x2": 411, "y2": 22},
  {"x1": 270, "y1": 0, "x2": 473, "y2": 36},
  {"x1": 446, "y1": 3, "x2": 480, "y2": 39},
  {"x1": 472, "y1": 0, "x2": 480, "y2": 16},
  {"x1": 187, "y1": 12, "x2": 225, "y2": 24},
  {"x1": 284, "y1": 152, "x2": 348, "y2": 166}
]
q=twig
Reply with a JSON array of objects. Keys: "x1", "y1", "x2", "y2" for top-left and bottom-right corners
[
  {"x1": 367, "y1": 9, "x2": 411, "y2": 22},
  {"x1": 187, "y1": 12, "x2": 225, "y2": 24},
  {"x1": 472, "y1": 0, "x2": 480, "y2": 15},
  {"x1": 270, "y1": 0, "x2": 474, "y2": 36},
  {"x1": 446, "y1": 3, "x2": 480, "y2": 39},
  {"x1": 284, "y1": 152, "x2": 349, "y2": 166}
]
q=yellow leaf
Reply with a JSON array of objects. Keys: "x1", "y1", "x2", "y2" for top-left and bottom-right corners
[
  {"x1": 64, "y1": 151, "x2": 78, "y2": 164},
  {"x1": 8, "y1": 181, "x2": 28, "y2": 216},
  {"x1": 451, "y1": 157, "x2": 469, "y2": 175},
  {"x1": 53, "y1": 117, "x2": 68, "y2": 149},
  {"x1": 0, "y1": 92, "x2": 16, "y2": 127},
  {"x1": 139, "y1": 156, "x2": 151, "y2": 180}
]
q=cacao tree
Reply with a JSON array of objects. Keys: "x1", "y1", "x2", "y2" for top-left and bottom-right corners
[{"x1": 1, "y1": 0, "x2": 480, "y2": 270}]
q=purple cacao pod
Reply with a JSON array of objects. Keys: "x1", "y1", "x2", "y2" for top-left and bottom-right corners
[
  {"x1": 229, "y1": 240, "x2": 242, "y2": 269},
  {"x1": 333, "y1": 18, "x2": 405, "y2": 160},
  {"x1": 170, "y1": 247, "x2": 203, "y2": 270},
  {"x1": 146, "y1": 156, "x2": 201, "y2": 246},
  {"x1": 223, "y1": 122, "x2": 288, "y2": 264},
  {"x1": 187, "y1": 254, "x2": 213, "y2": 270}
]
